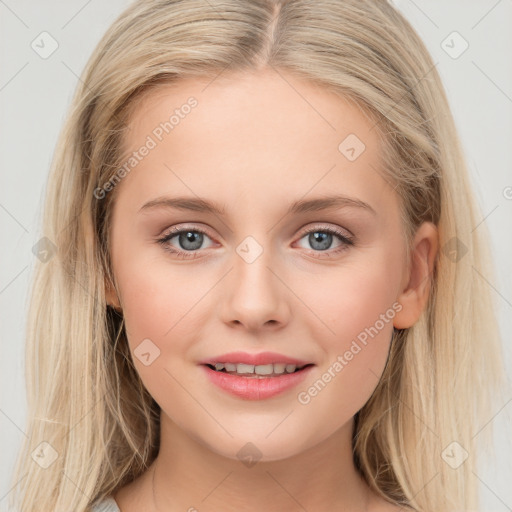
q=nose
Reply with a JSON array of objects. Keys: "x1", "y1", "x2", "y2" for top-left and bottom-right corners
[{"x1": 220, "y1": 244, "x2": 291, "y2": 332}]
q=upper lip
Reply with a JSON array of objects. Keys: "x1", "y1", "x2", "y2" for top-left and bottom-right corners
[{"x1": 199, "y1": 351, "x2": 313, "y2": 367}]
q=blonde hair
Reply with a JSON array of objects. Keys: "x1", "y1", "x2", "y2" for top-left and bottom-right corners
[{"x1": 10, "y1": 0, "x2": 508, "y2": 510}]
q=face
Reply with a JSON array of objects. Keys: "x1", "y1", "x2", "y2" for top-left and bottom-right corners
[{"x1": 105, "y1": 68, "x2": 433, "y2": 462}]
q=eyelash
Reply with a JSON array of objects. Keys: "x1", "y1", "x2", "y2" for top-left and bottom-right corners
[{"x1": 156, "y1": 224, "x2": 355, "y2": 260}]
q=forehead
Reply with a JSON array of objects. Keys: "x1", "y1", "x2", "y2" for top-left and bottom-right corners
[
  {"x1": 114, "y1": 69, "x2": 391, "y2": 218},
  {"x1": 123, "y1": 68, "x2": 380, "y2": 155}
]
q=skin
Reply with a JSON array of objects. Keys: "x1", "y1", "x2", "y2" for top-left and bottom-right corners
[{"x1": 105, "y1": 67, "x2": 438, "y2": 512}]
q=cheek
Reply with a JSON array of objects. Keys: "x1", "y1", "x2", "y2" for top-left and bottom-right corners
[
  {"x1": 116, "y1": 260, "x2": 207, "y2": 415},
  {"x1": 294, "y1": 254, "x2": 401, "y2": 408},
  {"x1": 303, "y1": 254, "x2": 400, "y2": 341},
  {"x1": 117, "y1": 244, "x2": 206, "y2": 332}
]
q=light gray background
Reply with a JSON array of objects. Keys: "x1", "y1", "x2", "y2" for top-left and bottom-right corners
[{"x1": 1, "y1": 1, "x2": 511, "y2": 510}]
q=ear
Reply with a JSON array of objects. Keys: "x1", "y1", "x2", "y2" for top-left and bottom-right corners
[
  {"x1": 105, "y1": 276, "x2": 122, "y2": 312},
  {"x1": 393, "y1": 222, "x2": 438, "y2": 329}
]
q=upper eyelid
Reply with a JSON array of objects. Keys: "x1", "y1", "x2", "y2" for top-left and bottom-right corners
[
  {"x1": 297, "y1": 223, "x2": 353, "y2": 238},
  {"x1": 161, "y1": 224, "x2": 214, "y2": 239}
]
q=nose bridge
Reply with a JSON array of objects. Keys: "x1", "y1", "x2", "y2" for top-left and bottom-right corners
[
  {"x1": 221, "y1": 232, "x2": 288, "y2": 329},
  {"x1": 234, "y1": 233, "x2": 279, "y2": 303}
]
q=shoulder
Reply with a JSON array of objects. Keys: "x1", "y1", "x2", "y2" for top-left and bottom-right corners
[{"x1": 91, "y1": 496, "x2": 120, "y2": 512}]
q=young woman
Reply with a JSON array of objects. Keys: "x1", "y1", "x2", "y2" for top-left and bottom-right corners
[{"x1": 10, "y1": 1, "x2": 507, "y2": 511}]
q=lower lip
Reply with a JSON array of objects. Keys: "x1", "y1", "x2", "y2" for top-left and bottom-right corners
[{"x1": 200, "y1": 364, "x2": 314, "y2": 400}]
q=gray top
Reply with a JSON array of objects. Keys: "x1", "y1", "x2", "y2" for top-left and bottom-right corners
[{"x1": 91, "y1": 496, "x2": 121, "y2": 512}]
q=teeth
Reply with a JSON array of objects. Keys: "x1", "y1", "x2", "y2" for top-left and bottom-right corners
[
  {"x1": 273, "y1": 363, "x2": 286, "y2": 374},
  {"x1": 238, "y1": 363, "x2": 255, "y2": 374},
  {"x1": 211, "y1": 362, "x2": 303, "y2": 375},
  {"x1": 254, "y1": 364, "x2": 273, "y2": 375}
]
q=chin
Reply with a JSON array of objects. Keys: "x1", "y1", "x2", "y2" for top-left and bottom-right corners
[{"x1": 200, "y1": 432, "x2": 312, "y2": 465}]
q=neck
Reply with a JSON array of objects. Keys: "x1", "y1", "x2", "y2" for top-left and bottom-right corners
[{"x1": 145, "y1": 412, "x2": 371, "y2": 512}]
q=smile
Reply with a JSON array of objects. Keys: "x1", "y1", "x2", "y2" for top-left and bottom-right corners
[
  {"x1": 206, "y1": 362, "x2": 312, "y2": 377},
  {"x1": 201, "y1": 363, "x2": 315, "y2": 400}
]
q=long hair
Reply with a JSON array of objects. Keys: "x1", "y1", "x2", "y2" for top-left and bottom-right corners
[{"x1": 10, "y1": 1, "x2": 507, "y2": 510}]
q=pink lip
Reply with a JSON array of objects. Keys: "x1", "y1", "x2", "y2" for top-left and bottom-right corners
[
  {"x1": 198, "y1": 351, "x2": 312, "y2": 366},
  {"x1": 200, "y1": 364, "x2": 315, "y2": 400}
]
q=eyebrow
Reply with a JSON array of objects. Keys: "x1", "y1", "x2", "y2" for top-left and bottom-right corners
[{"x1": 138, "y1": 194, "x2": 377, "y2": 216}]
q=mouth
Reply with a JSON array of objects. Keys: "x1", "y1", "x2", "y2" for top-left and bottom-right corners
[
  {"x1": 204, "y1": 362, "x2": 314, "y2": 378},
  {"x1": 200, "y1": 361, "x2": 315, "y2": 400}
]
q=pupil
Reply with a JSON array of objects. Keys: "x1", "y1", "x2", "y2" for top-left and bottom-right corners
[
  {"x1": 310, "y1": 232, "x2": 331, "y2": 251},
  {"x1": 180, "y1": 231, "x2": 203, "y2": 250}
]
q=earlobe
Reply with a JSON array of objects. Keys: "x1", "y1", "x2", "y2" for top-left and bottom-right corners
[
  {"x1": 105, "y1": 277, "x2": 122, "y2": 312},
  {"x1": 393, "y1": 222, "x2": 438, "y2": 329}
]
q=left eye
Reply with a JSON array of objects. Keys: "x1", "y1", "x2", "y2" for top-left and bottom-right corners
[
  {"x1": 157, "y1": 227, "x2": 214, "y2": 259},
  {"x1": 295, "y1": 226, "x2": 354, "y2": 254},
  {"x1": 156, "y1": 225, "x2": 354, "y2": 259}
]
